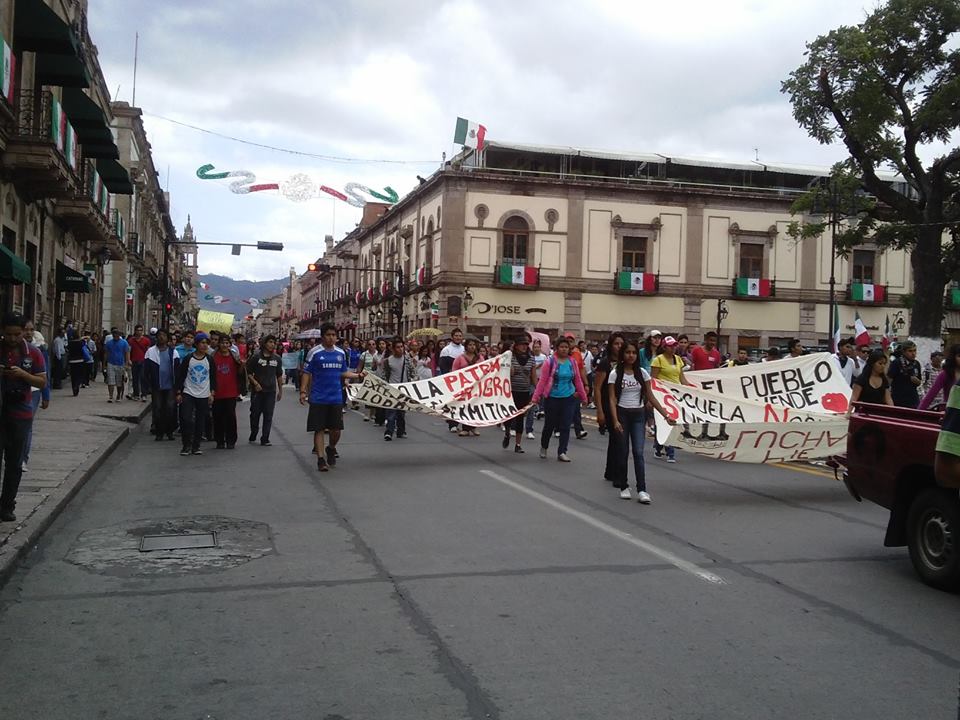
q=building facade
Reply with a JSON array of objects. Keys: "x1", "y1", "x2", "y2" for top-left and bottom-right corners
[
  {"x1": 0, "y1": 0, "x2": 188, "y2": 337},
  {"x1": 307, "y1": 142, "x2": 914, "y2": 352}
]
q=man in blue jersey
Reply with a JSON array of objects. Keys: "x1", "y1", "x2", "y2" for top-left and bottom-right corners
[{"x1": 300, "y1": 323, "x2": 362, "y2": 471}]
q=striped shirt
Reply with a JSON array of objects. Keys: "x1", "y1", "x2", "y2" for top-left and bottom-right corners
[{"x1": 935, "y1": 379, "x2": 960, "y2": 456}]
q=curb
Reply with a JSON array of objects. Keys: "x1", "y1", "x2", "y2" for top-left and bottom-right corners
[{"x1": 0, "y1": 406, "x2": 147, "y2": 588}]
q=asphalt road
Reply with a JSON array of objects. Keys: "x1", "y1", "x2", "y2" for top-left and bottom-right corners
[{"x1": 0, "y1": 393, "x2": 958, "y2": 720}]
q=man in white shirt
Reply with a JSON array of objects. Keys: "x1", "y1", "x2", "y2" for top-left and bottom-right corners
[
  {"x1": 835, "y1": 337, "x2": 862, "y2": 386},
  {"x1": 438, "y1": 328, "x2": 465, "y2": 431}
]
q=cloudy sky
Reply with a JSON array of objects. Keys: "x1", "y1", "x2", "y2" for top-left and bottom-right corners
[{"x1": 88, "y1": 0, "x2": 878, "y2": 281}]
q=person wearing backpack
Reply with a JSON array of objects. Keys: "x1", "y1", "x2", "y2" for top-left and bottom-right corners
[
  {"x1": 608, "y1": 338, "x2": 676, "y2": 503},
  {"x1": 380, "y1": 338, "x2": 416, "y2": 441}
]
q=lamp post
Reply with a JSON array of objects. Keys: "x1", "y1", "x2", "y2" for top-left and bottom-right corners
[{"x1": 716, "y1": 299, "x2": 729, "y2": 353}]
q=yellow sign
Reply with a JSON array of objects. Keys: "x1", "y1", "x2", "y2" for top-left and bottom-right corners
[{"x1": 196, "y1": 309, "x2": 235, "y2": 334}]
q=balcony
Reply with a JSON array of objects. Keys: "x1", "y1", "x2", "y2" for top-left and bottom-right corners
[
  {"x1": 53, "y1": 161, "x2": 112, "y2": 248},
  {"x1": 5, "y1": 89, "x2": 80, "y2": 199}
]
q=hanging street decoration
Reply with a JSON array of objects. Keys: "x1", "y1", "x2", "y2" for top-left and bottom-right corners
[
  {"x1": 202, "y1": 294, "x2": 230, "y2": 304},
  {"x1": 240, "y1": 297, "x2": 267, "y2": 307},
  {"x1": 196, "y1": 164, "x2": 400, "y2": 207},
  {"x1": 199, "y1": 282, "x2": 211, "y2": 290}
]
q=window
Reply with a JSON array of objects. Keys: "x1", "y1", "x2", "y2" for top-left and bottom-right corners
[
  {"x1": 852, "y1": 249, "x2": 875, "y2": 283},
  {"x1": 502, "y1": 216, "x2": 529, "y2": 265},
  {"x1": 739, "y1": 242, "x2": 763, "y2": 278},
  {"x1": 621, "y1": 236, "x2": 647, "y2": 273}
]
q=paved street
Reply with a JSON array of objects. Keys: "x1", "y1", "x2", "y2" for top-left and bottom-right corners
[{"x1": 0, "y1": 394, "x2": 957, "y2": 720}]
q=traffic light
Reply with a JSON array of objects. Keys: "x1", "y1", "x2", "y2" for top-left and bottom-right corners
[
  {"x1": 257, "y1": 241, "x2": 284, "y2": 251},
  {"x1": 308, "y1": 263, "x2": 318, "y2": 272},
  {"x1": 307, "y1": 263, "x2": 332, "y2": 273},
  {"x1": 164, "y1": 302, "x2": 173, "y2": 313}
]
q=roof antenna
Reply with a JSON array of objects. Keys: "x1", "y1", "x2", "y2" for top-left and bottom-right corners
[{"x1": 754, "y1": 147, "x2": 760, "y2": 162}]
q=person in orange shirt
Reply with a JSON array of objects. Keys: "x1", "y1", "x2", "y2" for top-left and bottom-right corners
[{"x1": 563, "y1": 332, "x2": 589, "y2": 440}]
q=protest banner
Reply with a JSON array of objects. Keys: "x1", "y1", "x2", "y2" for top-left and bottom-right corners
[
  {"x1": 196, "y1": 309, "x2": 235, "y2": 335},
  {"x1": 346, "y1": 351, "x2": 527, "y2": 427},
  {"x1": 685, "y1": 353, "x2": 851, "y2": 413},
  {"x1": 663, "y1": 420, "x2": 849, "y2": 463}
]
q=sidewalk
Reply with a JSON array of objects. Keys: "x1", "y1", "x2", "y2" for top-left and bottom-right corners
[{"x1": 0, "y1": 382, "x2": 151, "y2": 583}]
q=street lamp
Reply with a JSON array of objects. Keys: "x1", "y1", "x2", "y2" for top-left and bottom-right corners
[
  {"x1": 463, "y1": 287, "x2": 473, "y2": 320},
  {"x1": 375, "y1": 309, "x2": 384, "y2": 333},
  {"x1": 716, "y1": 299, "x2": 729, "y2": 352}
]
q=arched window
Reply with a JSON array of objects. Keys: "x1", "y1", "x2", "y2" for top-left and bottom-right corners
[{"x1": 501, "y1": 216, "x2": 529, "y2": 265}]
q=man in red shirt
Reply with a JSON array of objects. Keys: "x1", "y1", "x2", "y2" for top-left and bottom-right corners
[
  {"x1": 690, "y1": 331, "x2": 723, "y2": 371},
  {"x1": 1, "y1": 312, "x2": 48, "y2": 522},
  {"x1": 127, "y1": 324, "x2": 152, "y2": 402},
  {"x1": 211, "y1": 334, "x2": 242, "y2": 449}
]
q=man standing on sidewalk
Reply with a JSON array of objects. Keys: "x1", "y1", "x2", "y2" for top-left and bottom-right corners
[
  {"x1": 301, "y1": 323, "x2": 363, "y2": 471},
  {"x1": 145, "y1": 329, "x2": 177, "y2": 441},
  {"x1": 175, "y1": 333, "x2": 216, "y2": 456},
  {"x1": 103, "y1": 328, "x2": 130, "y2": 403},
  {"x1": 50, "y1": 329, "x2": 65, "y2": 389},
  {"x1": 246, "y1": 334, "x2": 283, "y2": 446},
  {"x1": 1, "y1": 313, "x2": 48, "y2": 522},
  {"x1": 127, "y1": 324, "x2": 151, "y2": 402}
]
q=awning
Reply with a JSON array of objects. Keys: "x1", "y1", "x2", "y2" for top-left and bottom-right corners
[
  {"x1": 35, "y1": 50, "x2": 89, "y2": 89},
  {"x1": 82, "y1": 142, "x2": 120, "y2": 160},
  {"x1": 61, "y1": 88, "x2": 112, "y2": 145},
  {"x1": 95, "y1": 158, "x2": 133, "y2": 194},
  {"x1": 0, "y1": 245, "x2": 31, "y2": 284},
  {"x1": 55, "y1": 260, "x2": 90, "y2": 293},
  {"x1": 14, "y1": 0, "x2": 79, "y2": 54}
]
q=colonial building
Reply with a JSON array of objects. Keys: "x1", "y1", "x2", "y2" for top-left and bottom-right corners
[
  {"x1": 0, "y1": 0, "x2": 187, "y2": 337},
  {"x1": 310, "y1": 142, "x2": 914, "y2": 352}
]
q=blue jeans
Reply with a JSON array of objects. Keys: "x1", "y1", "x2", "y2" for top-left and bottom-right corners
[
  {"x1": 612, "y1": 407, "x2": 647, "y2": 491},
  {"x1": 386, "y1": 409, "x2": 406, "y2": 436},
  {"x1": 22, "y1": 393, "x2": 41, "y2": 465},
  {"x1": 131, "y1": 361, "x2": 145, "y2": 397},
  {"x1": 541, "y1": 395, "x2": 577, "y2": 455},
  {"x1": 649, "y1": 407, "x2": 674, "y2": 459},
  {"x1": 524, "y1": 400, "x2": 538, "y2": 434}
]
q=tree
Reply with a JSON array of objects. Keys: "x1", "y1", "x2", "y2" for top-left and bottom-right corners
[{"x1": 781, "y1": 0, "x2": 960, "y2": 342}]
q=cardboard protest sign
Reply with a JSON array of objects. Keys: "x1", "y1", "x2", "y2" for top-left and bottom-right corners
[
  {"x1": 685, "y1": 353, "x2": 851, "y2": 414},
  {"x1": 196, "y1": 309, "x2": 235, "y2": 335},
  {"x1": 347, "y1": 351, "x2": 527, "y2": 427},
  {"x1": 664, "y1": 420, "x2": 849, "y2": 463}
]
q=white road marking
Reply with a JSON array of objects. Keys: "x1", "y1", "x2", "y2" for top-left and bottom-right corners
[{"x1": 479, "y1": 469, "x2": 727, "y2": 586}]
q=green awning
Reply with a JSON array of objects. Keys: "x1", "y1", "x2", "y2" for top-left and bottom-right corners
[
  {"x1": 0, "y1": 245, "x2": 31, "y2": 284},
  {"x1": 35, "y1": 51, "x2": 89, "y2": 89},
  {"x1": 61, "y1": 88, "x2": 111, "y2": 144},
  {"x1": 82, "y1": 141, "x2": 120, "y2": 160},
  {"x1": 55, "y1": 260, "x2": 90, "y2": 293},
  {"x1": 14, "y1": 0, "x2": 78, "y2": 54},
  {"x1": 96, "y1": 158, "x2": 133, "y2": 194}
]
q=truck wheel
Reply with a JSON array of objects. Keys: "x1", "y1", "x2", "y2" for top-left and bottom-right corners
[{"x1": 906, "y1": 487, "x2": 960, "y2": 592}]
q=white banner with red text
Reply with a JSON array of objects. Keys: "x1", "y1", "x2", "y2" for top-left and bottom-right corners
[{"x1": 346, "y1": 351, "x2": 525, "y2": 427}]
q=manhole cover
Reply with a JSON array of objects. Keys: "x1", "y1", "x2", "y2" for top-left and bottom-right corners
[
  {"x1": 140, "y1": 532, "x2": 218, "y2": 552},
  {"x1": 65, "y1": 516, "x2": 274, "y2": 577}
]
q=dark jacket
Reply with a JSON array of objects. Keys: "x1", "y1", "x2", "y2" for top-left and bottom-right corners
[
  {"x1": 145, "y1": 345, "x2": 177, "y2": 391},
  {"x1": 174, "y1": 352, "x2": 218, "y2": 395}
]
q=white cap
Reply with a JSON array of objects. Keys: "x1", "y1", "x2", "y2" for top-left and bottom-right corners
[
  {"x1": 648, "y1": 329, "x2": 662, "y2": 337},
  {"x1": 149, "y1": 327, "x2": 158, "y2": 334}
]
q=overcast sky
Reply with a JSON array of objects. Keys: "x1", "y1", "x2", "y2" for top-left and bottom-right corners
[{"x1": 88, "y1": 0, "x2": 882, "y2": 281}]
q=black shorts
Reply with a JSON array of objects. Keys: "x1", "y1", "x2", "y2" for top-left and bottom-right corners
[{"x1": 307, "y1": 403, "x2": 344, "y2": 432}]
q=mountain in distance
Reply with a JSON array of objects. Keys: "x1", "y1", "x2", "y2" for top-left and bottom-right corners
[{"x1": 196, "y1": 273, "x2": 290, "y2": 320}]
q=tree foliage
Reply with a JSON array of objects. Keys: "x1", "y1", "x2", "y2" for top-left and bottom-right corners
[{"x1": 781, "y1": 0, "x2": 960, "y2": 335}]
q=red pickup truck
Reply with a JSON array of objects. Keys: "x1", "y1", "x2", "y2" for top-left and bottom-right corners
[{"x1": 839, "y1": 402, "x2": 960, "y2": 591}]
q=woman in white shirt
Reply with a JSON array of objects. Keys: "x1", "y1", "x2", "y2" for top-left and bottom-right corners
[{"x1": 607, "y1": 339, "x2": 675, "y2": 504}]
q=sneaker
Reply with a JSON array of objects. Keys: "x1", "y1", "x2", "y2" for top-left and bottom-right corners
[
  {"x1": 326, "y1": 447, "x2": 337, "y2": 467},
  {"x1": 216, "y1": 442, "x2": 226, "y2": 450},
  {"x1": 526, "y1": 432, "x2": 535, "y2": 440},
  {"x1": 107, "y1": 398, "x2": 112, "y2": 403},
  {"x1": 396, "y1": 433, "x2": 406, "y2": 439},
  {"x1": 502, "y1": 433, "x2": 510, "y2": 449},
  {"x1": 141, "y1": 397, "x2": 147, "y2": 403},
  {"x1": 317, "y1": 457, "x2": 329, "y2": 472},
  {"x1": 363, "y1": 416, "x2": 370, "y2": 422},
  {"x1": 191, "y1": 449, "x2": 203, "y2": 456},
  {"x1": 449, "y1": 425, "x2": 459, "y2": 433},
  {"x1": 619, "y1": 488, "x2": 632, "y2": 500},
  {"x1": 536, "y1": 411, "x2": 545, "y2": 419},
  {"x1": 261, "y1": 440, "x2": 272, "y2": 447},
  {"x1": 384, "y1": 433, "x2": 392, "y2": 441},
  {"x1": 514, "y1": 445, "x2": 525, "y2": 453},
  {"x1": 554, "y1": 431, "x2": 560, "y2": 438},
  {"x1": 637, "y1": 491, "x2": 652, "y2": 504},
  {"x1": 539, "y1": 447, "x2": 547, "y2": 459},
  {"x1": 0, "y1": 509, "x2": 16, "y2": 522},
  {"x1": 180, "y1": 447, "x2": 190, "y2": 456},
  {"x1": 558, "y1": 453, "x2": 571, "y2": 462},
  {"x1": 654, "y1": 449, "x2": 664, "y2": 459},
  {"x1": 576, "y1": 430, "x2": 588, "y2": 440},
  {"x1": 667, "y1": 458, "x2": 677, "y2": 464},
  {"x1": 588, "y1": 403, "x2": 596, "y2": 409}
]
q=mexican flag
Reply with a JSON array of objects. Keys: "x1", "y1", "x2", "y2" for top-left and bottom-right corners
[
  {"x1": 854, "y1": 311, "x2": 870, "y2": 346},
  {"x1": 454, "y1": 117, "x2": 486, "y2": 151},
  {"x1": 881, "y1": 314, "x2": 892, "y2": 350},
  {"x1": 50, "y1": 97, "x2": 65, "y2": 149},
  {"x1": 2, "y1": 37, "x2": 16, "y2": 105},
  {"x1": 416, "y1": 266, "x2": 427, "y2": 286},
  {"x1": 617, "y1": 271, "x2": 656, "y2": 292},
  {"x1": 735, "y1": 277, "x2": 772, "y2": 297},
  {"x1": 64, "y1": 122, "x2": 76, "y2": 169},
  {"x1": 851, "y1": 282, "x2": 884, "y2": 302},
  {"x1": 113, "y1": 208, "x2": 125, "y2": 240},
  {"x1": 498, "y1": 264, "x2": 538, "y2": 286},
  {"x1": 200, "y1": 282, "x2": 210, "y2": 290},
  {"x1": 832, "y1": 304, "x2": 841, "y2": 353}
]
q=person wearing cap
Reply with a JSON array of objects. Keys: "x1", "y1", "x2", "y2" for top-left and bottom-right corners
[
  {"x1": 102, "y1": 328, "x2": 130, "y2": 403},
  {"x1": 503, "y1": 334, "x2": 537, "y2": 453},
  {"x1": 650, "y1": 336, "x2": 688, "y2": 463},
  {"x1": 640, "y1": 330, "x2": 662, "y2": 373},
  {"x1": 175, "y1": 332, "x2": 217, "y2": 456},
  {"x1": 889, "y1": 339, "x2": 922, "y2": 408}
]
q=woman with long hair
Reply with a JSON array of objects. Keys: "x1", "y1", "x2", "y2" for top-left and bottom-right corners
[
  {"x1": 531, "y1": 336, "x2": 589, "y2": 461},
  {"x1": 594, "y1": 332, "x2": 625, "y2": 483},
  {"x1": 640, "y1": 330, "x2": 662, "y2": 373},
  {"x1": 919, "y1": 344, "x2": 960, "y2": 410},
  {"x1": 850, "y1": 350, "x2": 894, "y2": 407},
  {"x1": 608, "y1": 339, "x2": 675, "y2": 503},
  {"x1": 416, "y1": 345, "x2": 435, "y2": 381},
  {"x1": 452, "y1": 337, "x2": 484, "y2": 436}
]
